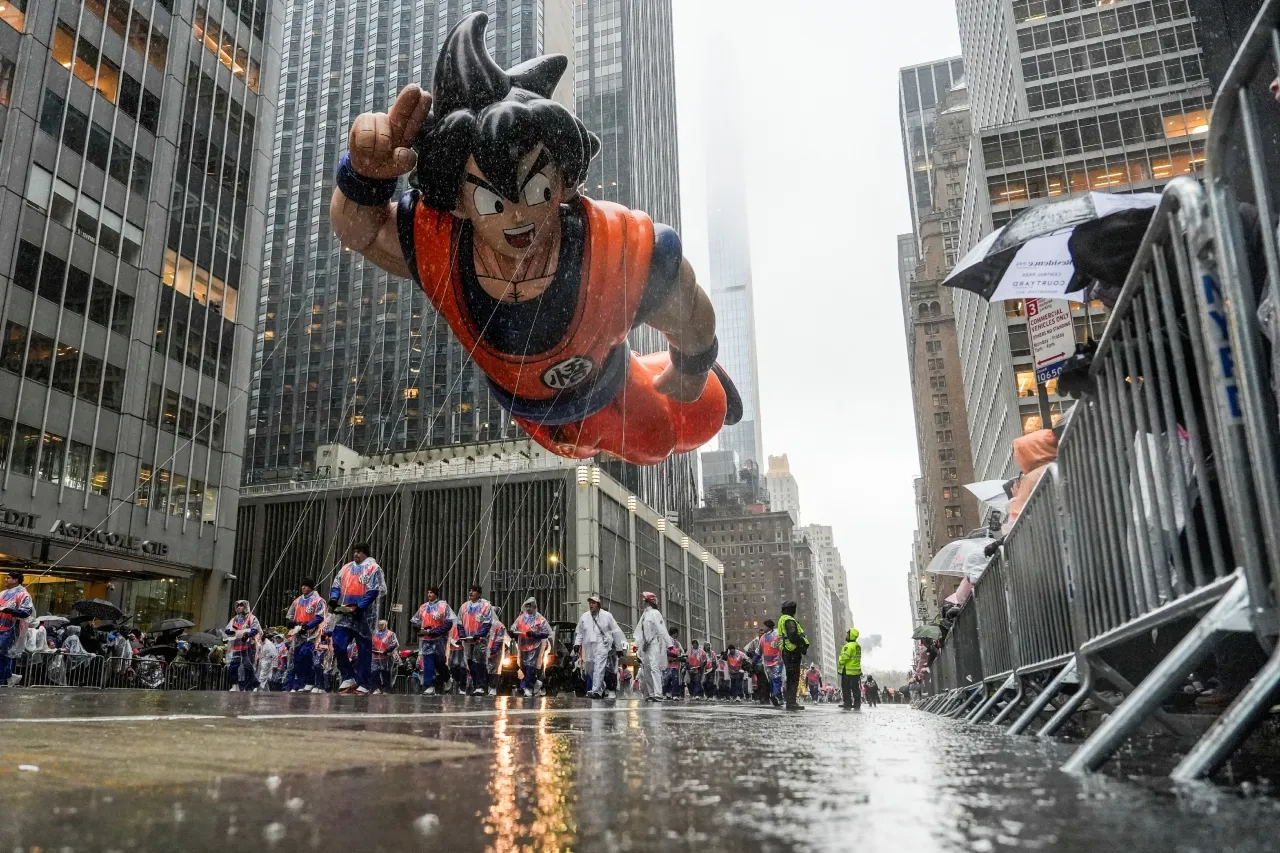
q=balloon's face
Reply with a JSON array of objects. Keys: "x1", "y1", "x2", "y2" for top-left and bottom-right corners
[{"x1": 458, "y1": 144, "x2": 566, "y2": 260}]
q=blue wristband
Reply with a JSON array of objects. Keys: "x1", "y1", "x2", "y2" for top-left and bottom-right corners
[{"x1": 336, "y1": 153, "x2": 398, "y2": 207}]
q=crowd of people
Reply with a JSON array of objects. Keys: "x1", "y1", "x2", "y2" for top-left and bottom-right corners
[{"x1": 4, "y1": 551, "x2": 910, "y2": 708}]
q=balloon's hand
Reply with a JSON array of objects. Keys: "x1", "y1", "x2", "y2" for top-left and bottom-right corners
[
  {"x1": 348, "y1": 84, "x2": 431, "y2": 179},
  {"x1": 654, "y1": 362, "x2": 708, "y2": 404}
]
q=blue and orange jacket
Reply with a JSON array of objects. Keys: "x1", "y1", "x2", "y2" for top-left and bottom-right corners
[
  {"x1": 512, "y1": 611, "x2": 550, "y2": 653},
  {"x1": 726, "y1": 650, "x2": 746, "y2": 674},
  {"x1": 372, "y1": 629, "x2": 398, "y2": 660},
  {"x1": 760, "y1": 630, "x2": 782, "y2": 668},
  {"x1": 224, "y1": 613, "x2": 261, "y2": 655},
  {"x1": 458, "y1": 599, "x2": 493, "y2": 640},
  {"x1": 409, "y1": 197, "x2": 655, "y2": 408},
  {"x1": 330, "y1": 558, "x2": 383, "y2": 610},
  {"x1": 412, "y1": 599, "x2": 452, "y2": 639},
  {"x1": 666, "y1": 640, "x2": 684, "y2": 670},
  {"x1": 0, "y1": 585, "x2": 33, "y2": 634},
  {"x1": 686, "y1": 647, "x2": 707, "y2": 674},
  {"x1": 290, "y1": 591, "x2": 326, "y2": 632}
]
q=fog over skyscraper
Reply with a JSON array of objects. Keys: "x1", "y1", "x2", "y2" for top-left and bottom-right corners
[{"x1": 699, "y1": 9, "x2": 763, "y2": 485}]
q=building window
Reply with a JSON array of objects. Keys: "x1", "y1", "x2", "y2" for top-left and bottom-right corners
[
  {"x1": 0, "y1": 415, "x2": 113, "y2": 495},
  {"x1": 0, "y1": 321, "x2": 125, "y2": 412},
  {"x1": 0, "y1": 0, "x2": 25, "y2": 32},
  {"x1": 936, "y1": 429, "x2": 953, "y2": 443},
  {"x1": 942, "y1": 487, "x2": 956, "y2": 500}
]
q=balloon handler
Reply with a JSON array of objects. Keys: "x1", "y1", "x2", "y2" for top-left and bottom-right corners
[{"x1": 330, "y1": 13, "x2": 741, "y2": 465}]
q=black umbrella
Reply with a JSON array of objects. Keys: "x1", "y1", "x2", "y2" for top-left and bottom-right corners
[
  {"x1": 151, "y1": 618, "x2": 194, "y2": 633},
  {"x1": 944, "y1": 192, "x2": 1162, "y2": 302},
  {"x1": 179, "y1": 631, "x2": 221, "y2": 647},
  {"x1": 72, "y1": 598, "x2": 124, "y2": 622}
]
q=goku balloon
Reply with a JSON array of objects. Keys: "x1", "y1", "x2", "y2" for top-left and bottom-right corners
[{"x1": 330, "y1": 12, "x2": 741, "y2": 466}]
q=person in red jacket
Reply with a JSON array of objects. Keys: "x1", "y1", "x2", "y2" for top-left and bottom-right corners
[{"x1": 329, "y1": 13, "x2": 741, "y2": 466}]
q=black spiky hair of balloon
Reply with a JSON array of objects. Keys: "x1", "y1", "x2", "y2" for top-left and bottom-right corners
[{"x1": 411, "y1": 12, "x2": 600, "y2": 211}]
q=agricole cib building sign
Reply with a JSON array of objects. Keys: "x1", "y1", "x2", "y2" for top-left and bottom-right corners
[{"x1": 0, "y1": 508, "x2": 169, "y2": 557}]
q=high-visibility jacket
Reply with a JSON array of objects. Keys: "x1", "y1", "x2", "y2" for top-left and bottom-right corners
[
  {"x1": 760, "y1": 630, "x2": 782, "y2": 668},
  {"x1": 512, "y1": 611, "x2": 550, "y2": 653},
  {"x1": 839, "y1": 628, "x2": 863, "y2": 676},
  {"x1": 777, "y1": 613, "x2": 807, "y2": 653}
]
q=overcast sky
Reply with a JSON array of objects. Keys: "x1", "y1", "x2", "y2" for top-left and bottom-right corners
[{"x1": 670, "y1": 0, "x2": 962, "y2": 670}]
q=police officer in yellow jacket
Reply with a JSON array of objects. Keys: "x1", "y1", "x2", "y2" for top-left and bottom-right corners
[
  {"x1": 839, "y1": 628, "x2": 863, "y2": 710},
  {"x1": 776, "y1": 601, "x2": 809, "y2": 712}
]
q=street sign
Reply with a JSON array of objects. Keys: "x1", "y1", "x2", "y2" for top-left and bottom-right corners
[{"x1": 1026, "y1": 298, "x2": 1075, "y2": 384}]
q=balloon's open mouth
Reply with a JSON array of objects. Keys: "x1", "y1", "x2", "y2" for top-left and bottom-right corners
[{"x1": 504, "y1": 225, "x2": 535, "y2": 248}]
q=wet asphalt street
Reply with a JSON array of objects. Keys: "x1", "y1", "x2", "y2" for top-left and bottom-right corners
[{"x1": 3, "y1": 691, "x2": 1280, "y2": 852}]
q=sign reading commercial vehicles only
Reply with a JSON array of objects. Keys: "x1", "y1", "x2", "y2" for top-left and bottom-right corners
[{"x1": 1026, "y1": 298, "x2": 1075, "y2": 385}]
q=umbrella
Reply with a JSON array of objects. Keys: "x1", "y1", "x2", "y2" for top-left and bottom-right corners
[
  {"x1": 151, "y1": 618, "x2": 194, "y2": 633},
  {"x1": 963, "y1": 479, "x2": 1014, "y2": 510},
  {"x1": 72, "y1": 598, "x2": 124, "y2": 622},
  {"x1": 912, "y1": 625, "x2": 943, "y2": 641},
  {"x1": 34, "y1": 615, "x2": 70, "y2": 628},
  {"x1": 179, "y1": 632, "x2": 221, "y2": 648},
  {"x1": 944, "y1": 192, "x2": 1162, "y2": 302},
  {"x1": 924, "y1": 537, "x2": 996, "y2": 582}
]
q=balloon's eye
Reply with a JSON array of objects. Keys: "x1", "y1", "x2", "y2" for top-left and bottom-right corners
[
  {"x1": 522, "y1": 172, "x2": 553, "y2": 207},
  {"x1": 473, "y1": 185, "x2": 505, "y2": 216}
]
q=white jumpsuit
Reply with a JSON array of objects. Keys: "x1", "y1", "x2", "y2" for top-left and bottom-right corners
[
  {"x1": 574, "y1": 607, "x2": 626, "y2": 694},
  {"x1": 635, "y1": 606, "x2": 672, "y2": 699}
]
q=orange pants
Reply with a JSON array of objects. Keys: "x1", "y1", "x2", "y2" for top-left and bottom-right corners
[{"x1": 516, "y1": 351, "x2": 728, "y2": 466}]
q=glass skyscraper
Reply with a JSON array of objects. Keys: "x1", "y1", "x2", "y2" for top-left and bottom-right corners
[
  {"x1": 0, "y1": 1, "x2": 280, "y2": 627},
  {"x1": 245, "y1": 1, "x2": 569, "y2": 485},
  {"x1": 573, "y1": 0, "x2": 695, "y2": 520}
]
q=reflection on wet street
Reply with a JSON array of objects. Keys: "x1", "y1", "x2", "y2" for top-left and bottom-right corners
[{"x1": 3, "y1": 691, "x2": 1280, "y2": 852}]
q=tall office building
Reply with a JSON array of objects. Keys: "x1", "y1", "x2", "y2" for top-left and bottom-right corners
[
  {"x1": 797, "y1": 523, "x2": 852, "y2": 631},
  {"x1": 900, "y1": 57, "x2": 967, "y2": 238},
  {"x1": 897, "y1": 69, "x2": 980, "y2": 606},
  {"x1": 765, "y1": 454, "x2": 800, "y2": 526},
  {"x1": 573, "y1": 0, "x2": 695, "y2": 520},
  {"x1": 698, "y1": 4, "x2": 763, "y2": 484},
  {"x1": 0, "y1": 1, "x2": 279, "y2": 627},
  {"x1": 953, "y1": 0, "x2": 1222, "y2": 481},
  {"x1": 245, "y1": 1, "x2": 573, "y2": 486}
]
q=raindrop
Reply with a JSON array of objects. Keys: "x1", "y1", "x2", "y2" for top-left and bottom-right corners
[
  {"x1": 285, "y1": 798, "x2": 305, "y2": 812},
  {"x1": 265, "y1": 775, "x2": 282, "y2": 793},
  {"x1": 17, "y1": 764, "x2": 39, "y2": 772},
  {"x1": 413, "y1": 814, "x2": 441, "y2": 836},
  {"x1": 263, "y1": 822, "x2": 287, "y2": 844}
]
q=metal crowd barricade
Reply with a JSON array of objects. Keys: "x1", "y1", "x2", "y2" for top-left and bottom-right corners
[
  {"x1": 100, "y1": 656, "x2": 169, "y2": 689},
  {"x1": 14, "y1": 652, "x2": 106, "y2": 688},
  {"x1": 167, "y1": 661, "x2": 229, "y2": 691},
  {"x1": 974, "y1": 555, "x2": 1014, "y2": 681}
]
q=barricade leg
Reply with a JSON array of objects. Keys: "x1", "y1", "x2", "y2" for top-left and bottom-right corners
[
  {"x1": 1062, "y1": 576, "x2": 1251, "y2": 774},
  {"x1": 1011, "y1": 658, "x2": 1077, "y2": 735},
  {"x1": 1088, "y1": 658, "x2": 1190, "y2": 737},
  {"x1": 990, "y1": 676, "x2": 1026, "y2": 726},
  {"x1": 971, "y1": 673, "x2": 1018, "y2": 723},
  {"x1": 1171, "y1": 642, "x2": 1280, "y2": 782},
  {"x1": 946, "y1": 686, "x2": 984, "y2": 719},
  {"x1": 1039, "y1": 663, "x2": 1094, "y2": 738}
]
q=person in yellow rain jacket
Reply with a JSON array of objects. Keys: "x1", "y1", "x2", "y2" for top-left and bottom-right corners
[{"x1": 838, "y1": 628, "x2": 863, "y2": 711}]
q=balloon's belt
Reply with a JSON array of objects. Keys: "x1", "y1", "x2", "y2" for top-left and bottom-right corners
[{"x1": 487, "y1": 343, "x2": 630, "y2": 426}]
